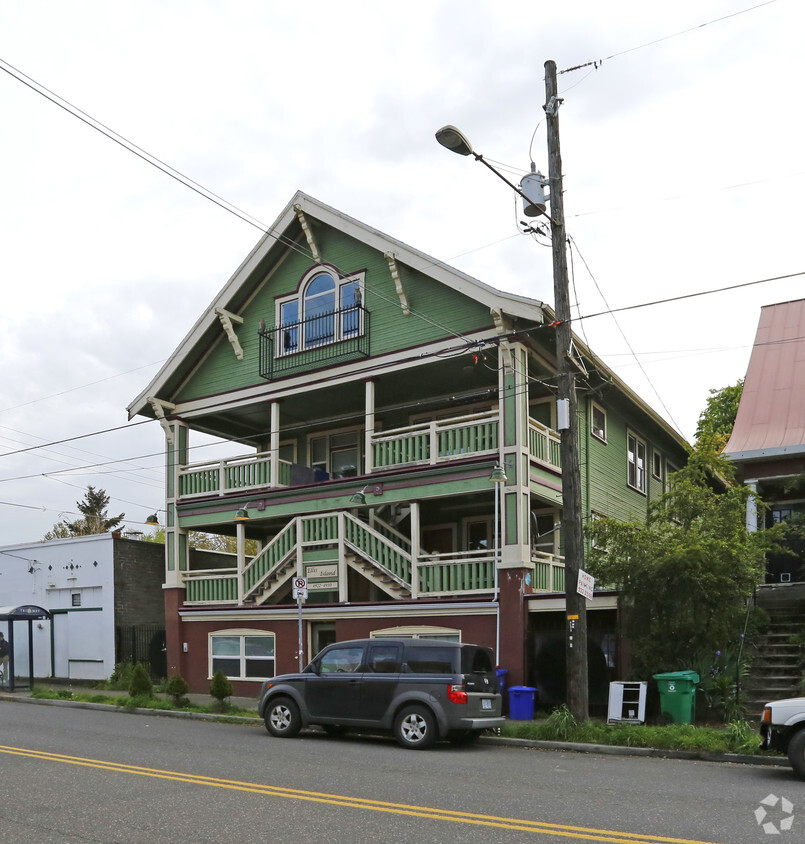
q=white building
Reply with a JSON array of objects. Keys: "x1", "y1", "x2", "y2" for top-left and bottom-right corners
[{"x1": 0, "y1": 533, "x2": 165, "y2": 682}]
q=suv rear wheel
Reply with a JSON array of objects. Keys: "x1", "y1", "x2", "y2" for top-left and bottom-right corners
[
  {"x1": 394, "y1": 704, "x2": 437, "y2": 749},
  {"x1": 265, "y1": 697, "x2": 301, "y2": 738}
]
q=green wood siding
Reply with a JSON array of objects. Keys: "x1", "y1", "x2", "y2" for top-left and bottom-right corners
[{"x1": 172, "y1": 226, "x2": 493, "y2": 405}]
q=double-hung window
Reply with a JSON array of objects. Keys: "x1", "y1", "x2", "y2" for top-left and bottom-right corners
[
  {"x1": 276, "y1": 267, "x2": 364, "y2": 355},
  {"x1": 209, "y1": 630, "x2": 275, "y2": 680},
  {"x1": 627, "y1": 431, "x2": 647, "y2": 493}
]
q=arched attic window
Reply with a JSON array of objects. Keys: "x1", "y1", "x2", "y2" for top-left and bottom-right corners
[
  {"x1": 276, "y1": 266, "x2": 365, "y2": 355},
  {"x1": 304, "y1": 271, "x2": 336, "y2": 346}
]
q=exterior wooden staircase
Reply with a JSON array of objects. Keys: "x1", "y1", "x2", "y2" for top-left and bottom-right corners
[
  {"x1": 246, "y1": 511, "x2": 412, "y2": 605},
  {"x1": 743, "y1": 585, "x2": 805, "y2": 713}
]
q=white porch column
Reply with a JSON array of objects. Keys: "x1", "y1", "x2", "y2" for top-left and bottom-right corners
[
  {"x1": 270, "y1": 401, "x2": 281, "y2": 486},
  {"x1": 338, "y1": 511, "x2": 349, "y2": 602},
  {"x1": 165, "y1": 420, "x2": 190, "y2": 588},
  {"x1": 236, "y1": 520, "x2": 246, "y2": 604},
  {"x1": 364, "y1": 379, "x2": 376, "y2": 474},
  {"x1": 498, "y1": 341, "x2": 531, "y2": 568},
  {"x1": 410, "y1": 500, "x2": 420, "y2": 599}
]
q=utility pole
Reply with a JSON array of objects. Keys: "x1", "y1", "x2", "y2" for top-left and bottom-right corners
[{"x1": 544, "y1": 59, "x2": 589, "y2": 721}]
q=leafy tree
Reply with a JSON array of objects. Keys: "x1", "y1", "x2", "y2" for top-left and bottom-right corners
[
  {"x1": 694, "y1": 379, "x2": 743, "y2": 450},
  {"x1": 43, "y1": 486, "x2": 124, "y2": 540},
  {"x1": 586, "y1": 449, "x2": 768, "y2": 678},
  {"x1": 143, "y1": 527, "x2": 258, "y2": 556}
]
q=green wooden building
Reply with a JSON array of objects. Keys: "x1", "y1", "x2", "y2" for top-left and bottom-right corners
[{"x1": 128, "y1": 192, "x2": 688, "y2": 703}]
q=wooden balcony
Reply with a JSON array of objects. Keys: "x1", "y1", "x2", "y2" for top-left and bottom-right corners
[
  {"x1": 176, "y1": 410, "x2": 561, "y2": 502},
  {"x1": 371, "y1": 411, "x2": 499, "y2": 470}
]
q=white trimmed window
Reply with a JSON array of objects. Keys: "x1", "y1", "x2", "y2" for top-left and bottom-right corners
[
  {"x1": 627, "y1": 431, "x2": 647, "y2": 493},
  {"x1": 591, "y1": 402, "x2": 607, "y2": 442},
  {"x1": 209, "y1": 630, "x2": 275, "y2": 680},
  {"x1": 276, "y1": 266, "x2": 364, "y2": 355},
  {"x1": 370, "y1": 625, "x2": 461, "y2": 641}
]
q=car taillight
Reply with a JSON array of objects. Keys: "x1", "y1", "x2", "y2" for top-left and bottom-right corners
[
  {"x1": 762, "y1": 707, "x2": 771, "y2": 724},
  {"x1": 447, "y1": 684, "x2": 467, "y2": 704}
]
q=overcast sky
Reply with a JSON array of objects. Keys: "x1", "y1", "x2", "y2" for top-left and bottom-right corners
[{"x1": 1, "y1": 0, "x2": 802, "y2": 546}]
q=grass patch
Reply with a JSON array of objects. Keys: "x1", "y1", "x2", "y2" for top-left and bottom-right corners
[
  {"x1": 29, "y1": 686, "x2": 260, "y2": 719},
  {"x1": 501, "y1": 714, "x2": 768, "y2": 755}
]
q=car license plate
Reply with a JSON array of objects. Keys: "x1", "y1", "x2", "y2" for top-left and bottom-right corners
[{"x1": 482, "y1": 698, "x2": 492, "y2": 710}]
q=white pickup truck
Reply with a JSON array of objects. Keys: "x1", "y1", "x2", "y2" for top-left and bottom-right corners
[{"x1": 760, "y1": 697, "x2": 805, "y2": 776}]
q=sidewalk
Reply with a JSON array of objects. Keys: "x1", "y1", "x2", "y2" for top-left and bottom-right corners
[
  {"x1": 0, "y1": 684, "x2": 789, "y2": 767},
  {"x1": 0, "y1": 682, "x2": 260, "y2": 715}
]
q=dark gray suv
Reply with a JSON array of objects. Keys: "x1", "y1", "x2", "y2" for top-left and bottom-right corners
[{"x1": 257, "y1": 638, "x2": 504, "y2": 749}]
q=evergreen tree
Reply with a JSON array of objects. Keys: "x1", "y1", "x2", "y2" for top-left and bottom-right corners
[{"x1": 43, "y1": 486, "x2": 124, "y2": 540}]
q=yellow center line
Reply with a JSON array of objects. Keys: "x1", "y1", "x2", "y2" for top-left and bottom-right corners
[{"x1": 0, "y1": 744, "x2": 724, "y2": 844}]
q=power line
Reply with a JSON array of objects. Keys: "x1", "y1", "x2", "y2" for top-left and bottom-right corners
[
  {"x1": 0, "y1": 57, "x2": 477, "y2": 350},
  {"x1": 568, "y1": 235, "x2": 683, "y2": 434},
  {"x1": 575, "y1": 271, "x2": 805, "y2": 323},
  {"x1": 0, "y1": 360, "x2": 165, "y2": 415},
  {"x1": 559, "y1": 1, "x2": 778, "y2": 75},
  {"x1": 0, "y1": 419, "x2": 153, "y2": 459}
]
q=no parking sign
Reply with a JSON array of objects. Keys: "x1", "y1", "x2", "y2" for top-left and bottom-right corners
[{"x1": 292, "y1": 577, "x2": 308, "y2": 600}]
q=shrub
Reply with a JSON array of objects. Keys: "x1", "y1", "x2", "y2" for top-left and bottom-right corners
[
  {"x1": 543, "y1": 705, "x2": 578, "y2": 742},
  {"x1": 108, "y1": 662, "x2": 135, "y2": 690},
  {"x1": 210, "y1": 670, "x2": 233, "y2": 711},
  {"x1": 128, "y1": 663, "x2": 153, "y2": 698},
  {"x1": 165, "y1": 673, "x2": 189, "y2": 707}
]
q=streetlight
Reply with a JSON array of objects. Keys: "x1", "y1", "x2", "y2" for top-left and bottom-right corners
[
  {"x1": 436, "y1": 61, "x2": 589, "y2": 721},
  {"x1": 435, "y1": 126, "x2": 549, "y2": 219}
]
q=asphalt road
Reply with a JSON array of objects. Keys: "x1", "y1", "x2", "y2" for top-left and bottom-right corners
[{"x1": 0, "y1": 700, "x2": 801, "y2": 843}]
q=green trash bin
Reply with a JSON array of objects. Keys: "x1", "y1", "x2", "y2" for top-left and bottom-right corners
[{"x1": 653, "y1": 671, "x2": 700, "y2": 724}]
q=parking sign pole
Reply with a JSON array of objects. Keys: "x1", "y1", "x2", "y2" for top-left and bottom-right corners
[
  {"x1": 297, "y1": 593, "x2": 304, "y2": 671},
  {"x1": 293, "y1": 576, "x2": 307, "y2": 671}
]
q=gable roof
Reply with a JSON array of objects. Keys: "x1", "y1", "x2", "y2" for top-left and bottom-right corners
[
  {"x1": 127, "y1": 190, "x2": 545, "y2": 420},
  {"x1": 723, "y1": 298, "x2": 805, "y2": 461}
]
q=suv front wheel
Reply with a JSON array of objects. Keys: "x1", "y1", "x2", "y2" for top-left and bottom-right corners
[
  {"x1": 394, "y1": 704, "x2": 437, "y2": 749},
  {"x1": 265, "y1": 697, "x2": 301, "y2": 738},
  {"x1": 787, "y1": 729, "x2": 805, "y2": 777}
]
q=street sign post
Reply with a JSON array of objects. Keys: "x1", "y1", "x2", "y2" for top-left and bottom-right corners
[{"x1": 293, "y1": 577, "x2": 307, "y2": 670}]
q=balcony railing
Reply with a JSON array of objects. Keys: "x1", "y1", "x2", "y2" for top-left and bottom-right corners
[
  {"x1": 258, "y1": 305, "x2": 370, "y2": 379},
  {"x1": 417, "y1": 550, "x2": 496, "y2": 597},
  {"x1": 179, "y1": 453, "x2": 292, "y2": 499},
  {"x1": 371, "y1": 411, "x2": 499, "y2": 470},
  {"x1": 528, "y1": 418, "x2": 562, "y2": 471},
  {"x1": 531, "y1": 551, "x2": 565, "y2": 592},
  {"x1": 176, "y1": 411, "x2": 561, "y2": 502}
]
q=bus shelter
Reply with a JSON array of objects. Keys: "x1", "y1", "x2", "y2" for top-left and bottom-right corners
[{"x1": 0, "y1": 604, "x2": 52, "y2": 692}]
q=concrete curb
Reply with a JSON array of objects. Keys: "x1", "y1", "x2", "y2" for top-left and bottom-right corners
[
  {"x1": 486, "y1": 735, "x2": 788, "y2": 766},
  {"x1": 0, "y1": 692, "x2": 262, "y2": 724},
  {"x1": 0, "y1": 693, "x2": 789, "y2": 766}
]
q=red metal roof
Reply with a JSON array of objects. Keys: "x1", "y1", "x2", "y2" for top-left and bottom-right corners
[{"x1": 724, "y1": 298, "x2": 805, "y2": 457}]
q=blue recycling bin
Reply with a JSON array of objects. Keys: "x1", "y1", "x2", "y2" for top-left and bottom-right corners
[{"x1": 508, "y1": 685, "x2": 537, "y2": 720}]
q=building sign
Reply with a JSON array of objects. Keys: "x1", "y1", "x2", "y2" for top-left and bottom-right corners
[
  {"x1": 305, "y1": 564, "x2": 338, "y2": 579},
  {"x1": 305, "y1": 562, "x2": 338, "y2": 592}
]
